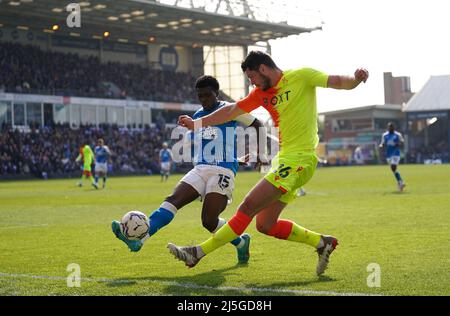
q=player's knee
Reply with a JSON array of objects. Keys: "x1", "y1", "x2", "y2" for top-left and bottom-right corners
[
  {"x1": 255, "y1": 222, "x2": 272, "y2": 235},
  {"x1": 255, "y1": 215, "x2": 277, "y2": 234}
]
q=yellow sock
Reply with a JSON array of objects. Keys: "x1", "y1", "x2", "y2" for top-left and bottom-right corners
[
  {"x1": 287, "y1": 223, "x2": 322, "y2": 248},
  {"x1": 200, "y1": 224, "x2": 238, "y2": 255}
]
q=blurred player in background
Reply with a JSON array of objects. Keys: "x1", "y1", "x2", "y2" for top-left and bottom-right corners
[
  {"x1": 94, "y1": 138, "x2": 111, "y2": 189},
  {"x1": 111, "y1": 75, "x2": 265, "y2": 264},
  {"x1": 379, "y1": 122, "x2": 406, "y2": 191},
  {"x1": 353, "y1": 146, "x2": 364, "y2": 165},
  {"x1": 76, "y1": 144, "x2": 97, "y2": 189},
  {"x1": 159, "y1": 142, "x2": 173, "y2": 182},
  {"x1": 170, "y1": 51, "x2": 369, "y2": 275}
]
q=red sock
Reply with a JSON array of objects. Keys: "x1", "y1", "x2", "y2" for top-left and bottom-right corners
[
  {"x1": 267, "y1": 220, "x2": 294, "y2": 240},
  {"x1": 228, "y1": 211, "x2": 253, "y2": 235}
]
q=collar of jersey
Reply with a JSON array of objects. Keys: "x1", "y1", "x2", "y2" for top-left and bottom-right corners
[{"x1": 203, "y1": 101, "x2": 222, "y2": 112}]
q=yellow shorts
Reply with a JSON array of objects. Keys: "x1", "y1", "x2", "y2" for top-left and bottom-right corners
[{"x1": 264, "y1": 152, "x2": 318, "y2": 204}]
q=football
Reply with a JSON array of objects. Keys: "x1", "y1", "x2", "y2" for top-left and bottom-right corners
[{"x1": 120, "y1": 211, "x2": 149, "y2": 240}]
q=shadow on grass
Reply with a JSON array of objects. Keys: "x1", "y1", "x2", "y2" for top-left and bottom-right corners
[
  {"x1": 104, "y1": 264, "x2": 244, "y2": 294},
  {"x1": 382, "y1": 191, "x2": 411, "y2": 195},
  {"x1": 104, "y1": 264, "x2": 337, "y2": 296},
  {"x1": 264, "y1": 275, "x2": 337, "y2": 288}
]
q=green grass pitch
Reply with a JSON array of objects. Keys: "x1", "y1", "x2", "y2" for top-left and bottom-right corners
[{"x1": 1, "y1": 165, "x2": 449, "y2": 296}]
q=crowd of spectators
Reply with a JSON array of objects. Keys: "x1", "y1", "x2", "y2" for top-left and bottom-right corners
[
  {"x1": 406, "y1": 143, "x2": 450, "y2": 164},
  {"x1": 0, "y1": 122, "x2": 180, "y2": 178},
  {"x1": 0, "y1": 42, "x2": 197, "y2": 103}
]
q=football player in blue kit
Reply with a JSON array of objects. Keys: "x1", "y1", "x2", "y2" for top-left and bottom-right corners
[
  {"x1": 159, "y1": 142, "x2": 173, "y2": 182},
  {"x1": 94, "y1": 138, "x2": 111, "y2": 189},
  {"x1": 112, "y1": 75, "x2": 267, "y2": 264},
  {"x1": 380, "y1": 122, "x2": 406, "y2": 191}
]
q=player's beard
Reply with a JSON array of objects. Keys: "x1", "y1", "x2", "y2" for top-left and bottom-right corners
[{"x1": 260, "y1": 74, "x2": 272, "y2": 91}]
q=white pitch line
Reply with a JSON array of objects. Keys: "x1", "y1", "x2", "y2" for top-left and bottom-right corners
[{"x1": 0, "y1": 272, "x2": 381, "y2": 296}]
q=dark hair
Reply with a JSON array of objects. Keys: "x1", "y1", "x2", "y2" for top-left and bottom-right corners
[
  {"x1": 195, "y1": 75, "x2": 220, "y2": 92},
  {"x1": 241, "y1": 51, "x2": 278, "y2": 72}
]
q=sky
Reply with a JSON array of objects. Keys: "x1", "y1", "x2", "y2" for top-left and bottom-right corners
[{"x1": 268, "y1": 0, "x2": 450, "y2": 113}]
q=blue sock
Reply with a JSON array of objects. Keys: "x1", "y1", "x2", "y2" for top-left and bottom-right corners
[
  {"x1": 94, "y1": 175, "x2": 99, "y2": 183},
  {"x1": 148, "y1": 205, "x2": 175, "y2": 236},
  {"x1": 394, "y1": 171, "x2": 402, "y2": 182},
  {"x1": 230, "y1": 236, "x2": 242, "y2": 247}
]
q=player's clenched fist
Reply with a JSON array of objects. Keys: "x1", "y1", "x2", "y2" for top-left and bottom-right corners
[
  {"x1": 354, "y1": 68, "x2": 369, "y2": 83},
  {"x1": 178, "y1": 115, "x2": 194, "y2": 130}
]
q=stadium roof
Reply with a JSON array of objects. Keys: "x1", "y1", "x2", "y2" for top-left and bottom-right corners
[
  {"x1": 403, "y1": 75, "x2": 450, "y2": 112},
  {"x1": 0, "y1": 0, "x2": 321, "y2": 47},
  {"x1": 319, "y1": 104, "x2": 403, "y2": 116}
]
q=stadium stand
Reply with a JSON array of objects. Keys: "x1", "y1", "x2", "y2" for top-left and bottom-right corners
[
  {"x1": 0, "y1": 122, "x2": 179, "y2": 178},
  {"x1": 0, "y1": 42, "x2": 197, "y2": 103}
]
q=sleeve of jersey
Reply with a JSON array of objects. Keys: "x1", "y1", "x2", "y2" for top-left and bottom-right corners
[
  {"x1": 297, "y1": 68, "x2": 329, "y2": 88},
  {"x1": 237, "y1": 89, "x2": 261, "y2": 113}
]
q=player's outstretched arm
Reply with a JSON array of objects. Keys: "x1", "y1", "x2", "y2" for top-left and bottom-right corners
[
  {"x1": 327, "y1": 68, "x2": 369, "y2": 90},
  {"x1": 178, "y1": 103, "x2": 246, "y2": 130}
]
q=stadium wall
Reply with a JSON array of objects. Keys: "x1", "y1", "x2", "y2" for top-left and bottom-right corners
[
  {"x1": 0, "y1": 26, "x2": 48, "y2": 50},
  {"x1": 101, "y1": 49, "x2": 147, "y2": 65},
  {"x1": 0, "y1": 93, "x2": 200, "y2": 128}
]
